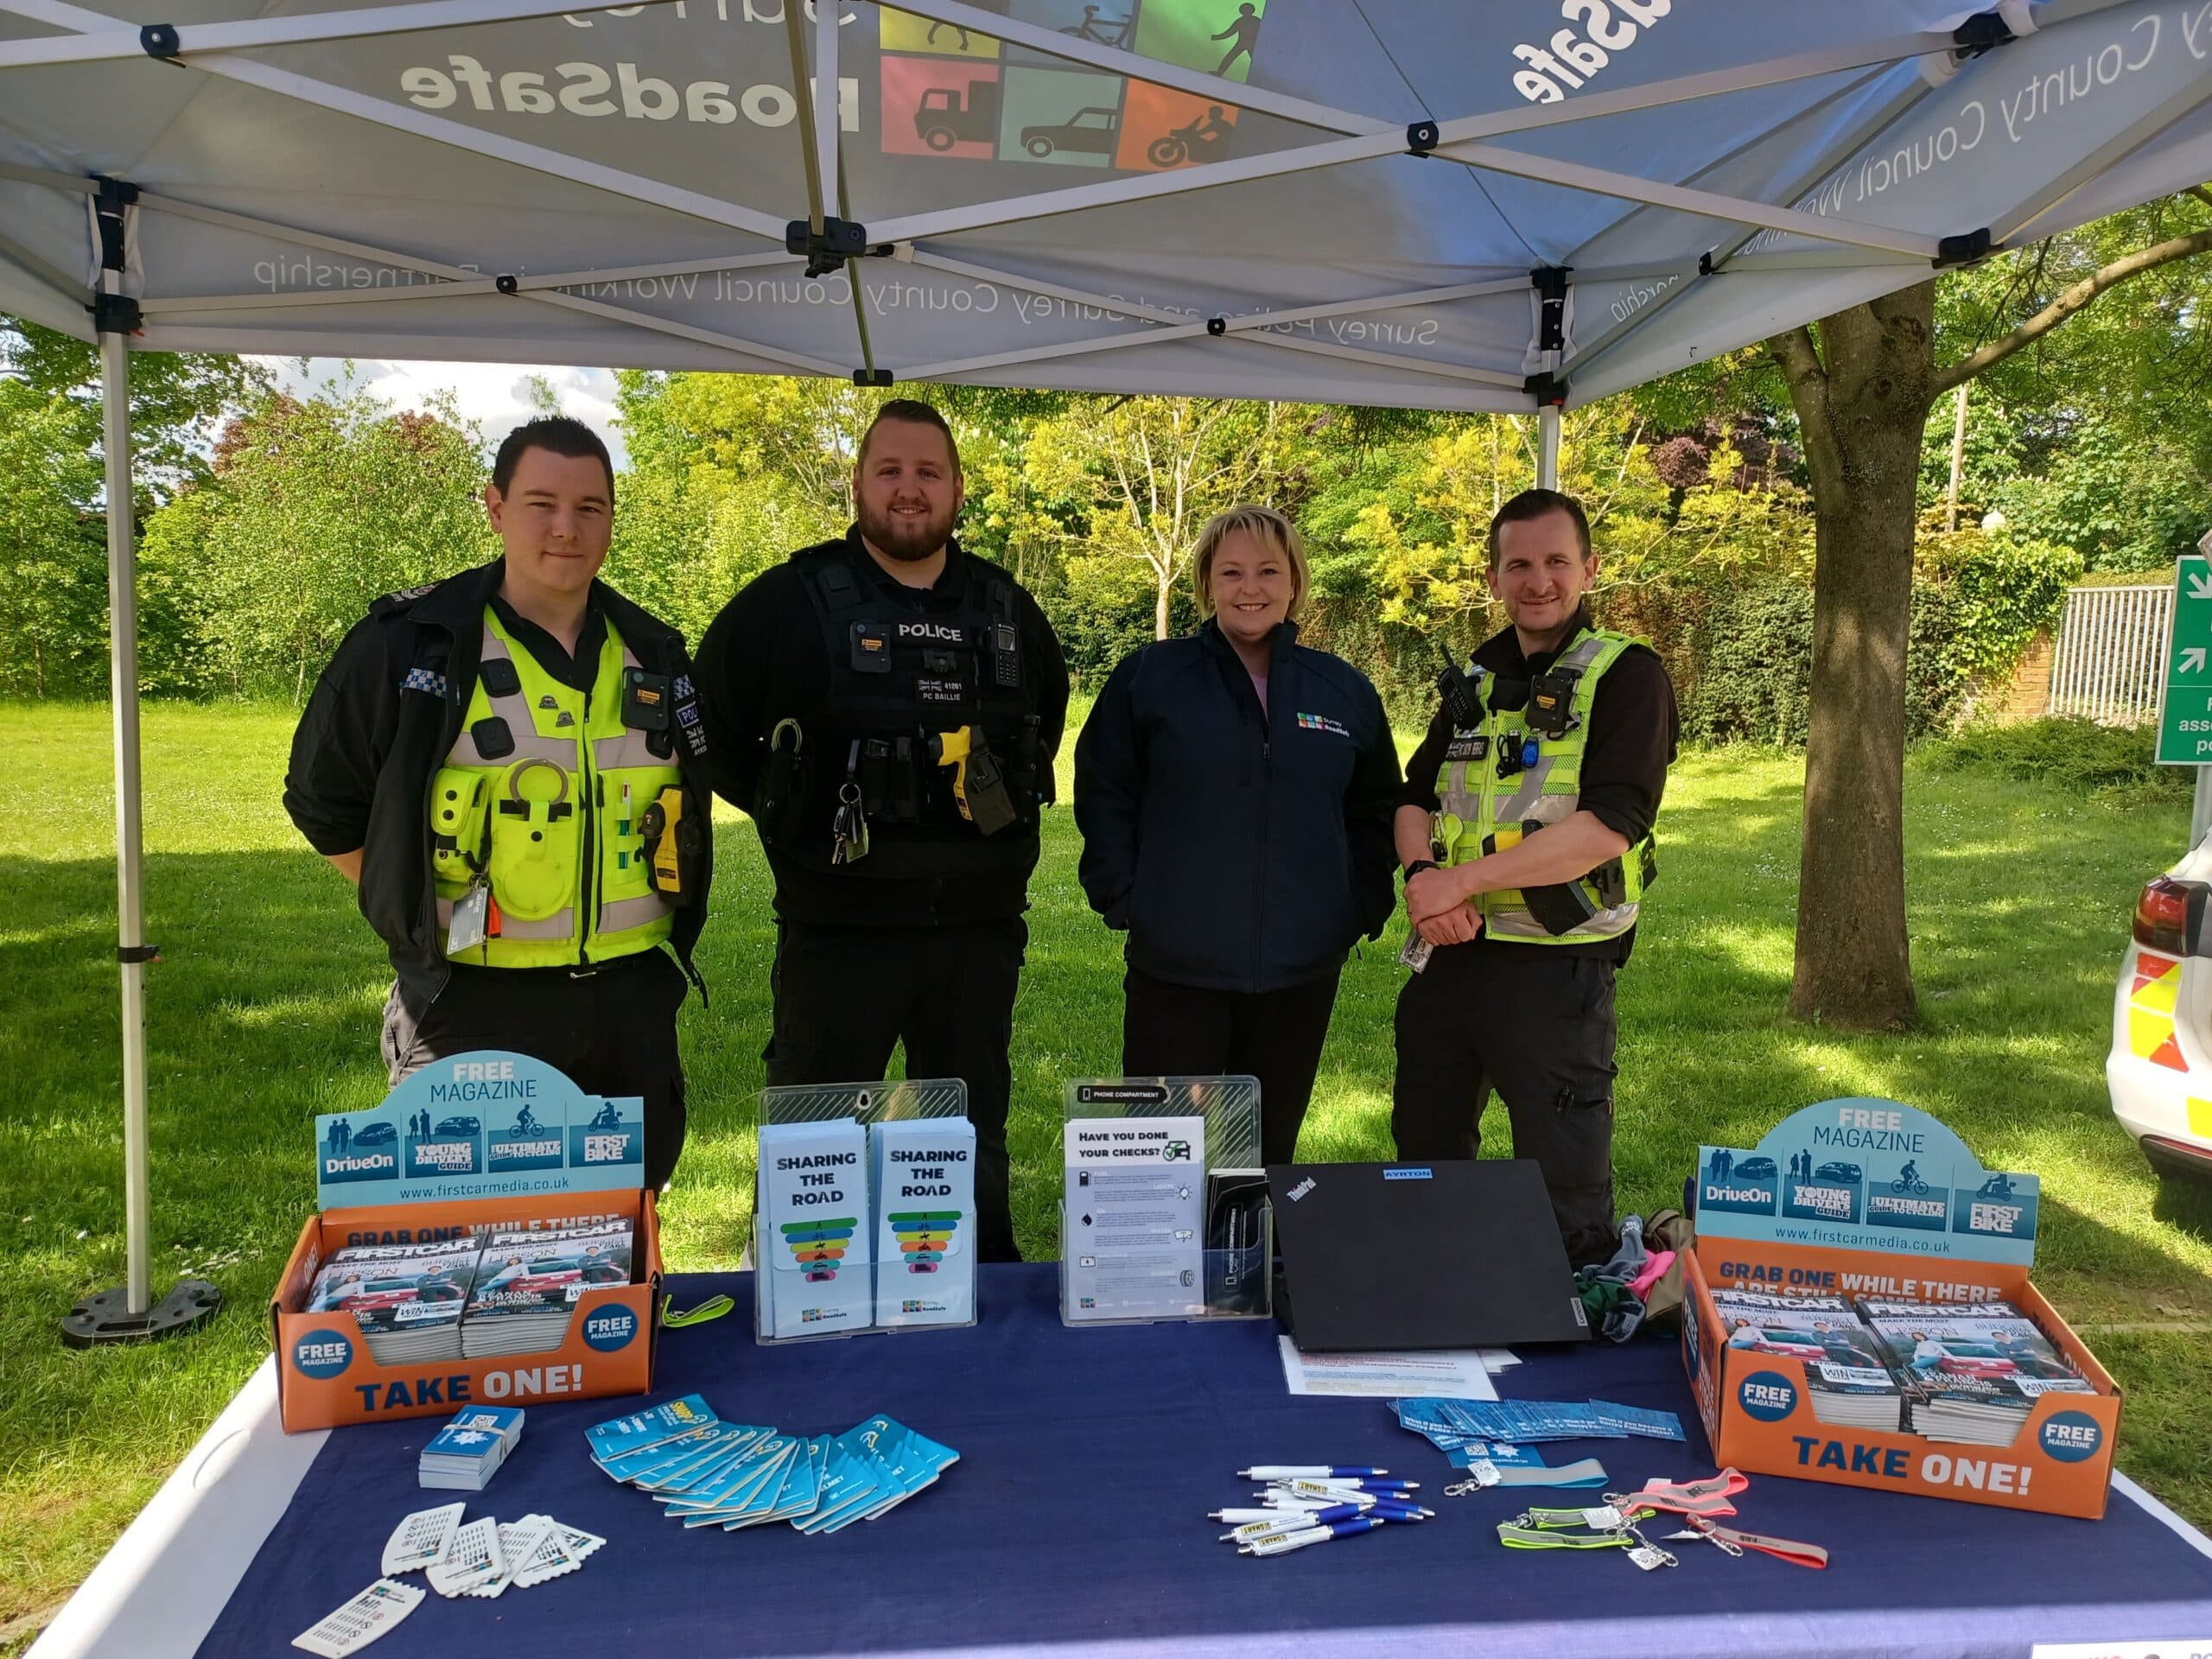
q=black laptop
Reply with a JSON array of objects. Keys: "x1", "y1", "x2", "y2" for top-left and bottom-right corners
[{"x1": 1267, "y1": 1160, "x2": 1591, "y2": 1351}]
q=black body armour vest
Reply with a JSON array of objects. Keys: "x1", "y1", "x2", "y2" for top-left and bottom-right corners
[{"x1": 764, "y1": 545, "x2": 1046, "y2": 879}]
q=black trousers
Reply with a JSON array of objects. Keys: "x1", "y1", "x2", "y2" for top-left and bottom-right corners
[
  {"x1": 765, "y1": 917, "x2": 1026, "y2": 1262},
  {"x1": 1391, "y1": 944, "x2": 1621, "y2": 1267},
  {"x1": 1122, "y1": 965, "x2": 1343, "y2": 1167},
  {"x1": 382, "y1": 949, "x2": 690, "y2": 1192}
]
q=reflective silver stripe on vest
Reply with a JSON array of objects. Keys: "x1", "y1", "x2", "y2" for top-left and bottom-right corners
[
  {"x1": 447, "y1": 631, "x2": 573, "y2": 767},
  {"x1": 1486, "y1": 899, "x2": 1639, "y2": 941},
  {"x1": 601, "y1": 893, "x2": 674, "y2": 934},
  {"x1": 495, "y1": 908, "x2": 578, "y2": 942},
  {"x1": 591, "y1": 645, "x2": 671, "y2": 772},
  {"x1": 432, "y1": 896, "x2": 580, "y2": 941},
  {"x1": 1492, "y1": 753, "x2": 1557, "y2": 823}
]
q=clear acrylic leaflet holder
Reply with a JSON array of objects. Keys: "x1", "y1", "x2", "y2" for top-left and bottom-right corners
[
  {"x1": 1058, "y1": 1076, "x2": 1272, "y2": 1327},
  {"x1": 753, "y1": 1078, "x2": 977, "y2": 1345}
]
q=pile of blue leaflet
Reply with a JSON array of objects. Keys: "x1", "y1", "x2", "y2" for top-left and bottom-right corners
[
  {"x1": 588, "y1": 1393, "x2": 957, "y2": 1532},
  {"x1": 1209, "y1": 1465, "x2": 1433, "y2": 1558}
]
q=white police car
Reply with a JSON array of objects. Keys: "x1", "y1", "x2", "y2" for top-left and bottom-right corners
[{"x1": 2107, "y1": 834, "x2": 2212, "y2": 1185}]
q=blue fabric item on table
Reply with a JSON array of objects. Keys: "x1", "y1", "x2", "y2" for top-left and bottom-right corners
[{"x1": 196, "y1": 1265, "x2": 2212, "y2": 1659}]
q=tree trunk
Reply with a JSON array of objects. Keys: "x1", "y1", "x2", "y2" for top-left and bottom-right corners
[
  {"x1": 1770, "y1": 283, "x2": 1936, "y2": 1032},
  {"x1": 1156, "y1": 569, "x2": 1171, "y2": 641}
]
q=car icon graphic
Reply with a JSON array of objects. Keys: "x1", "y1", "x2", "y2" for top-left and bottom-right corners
[
  {"x1": 435, "y1": 1115, "x2": 480, "y2": 1138},
  {"x1": 1813, "y1": 1160, "x2": 1863, "y2": 1185},
  {"x1": 1019, "y1": 105, "x2": 1119, "y2": 159},
  {"x1": 353, "y1": 1122, "x2": 397, "y2": 1147},
  {"x1": 1161, "y1": 1140, "x2": 1192, "y2": 1161},
  {"x1": 1733, "y1": 1155, "x2": 1777, "y2": 1180}
]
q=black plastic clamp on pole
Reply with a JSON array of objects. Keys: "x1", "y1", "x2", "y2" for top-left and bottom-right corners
[
  {"x1": 88, "y1": 177, "x2": 140, "y2": 333},
  {"x1": 1951, "y1": 8, "x2": 2016, "y2": 54},
  {"x1": 1406, "y1": 119, "x2": 1440, "y2": 156},
  {"x1": 1206, "y1": 316, "x2": 1227, "y2": 337},
  {"x1": 117, "y1": 943, "x2": 161, "y2": 964},
  {"x1": 1531, "y1": 265, "x2": 1572, "y2": 354},
  {"x1": 139, "y1": 22, "x2": 181, "y2": 58},
  {"x1": 1525, "y1": 371, "x2": 1568, "y2": 408},
  {"x1": 785, "y1": 216, "x2": 869, "y2": 277},
  {"x1": 1933, "y1": 228, "x2": 1993, "y2": 269},
  {"x1": 495, "y1": 273, "x2": 520, "y2": 295},
  {"x1": 851, "y1": 369, "x2": 893, "y2": 386},
  {"x1": 90, "y1": 292, "x2": 142, "y2": 334},
  {"x1": 1698, "y1": 251, "x2": 1716, "y2": 276}
]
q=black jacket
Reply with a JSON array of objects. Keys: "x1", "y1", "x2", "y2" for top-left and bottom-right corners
[
  {"x1": 283, "y1": 559, "x2": 714, "y2": 1001},
  {"x1": 693, "y1": 530, "x2": 1069, "y2": 929},
  {"x1": 1075, "y1": 620, "x2": 1402, "y2": 995}
]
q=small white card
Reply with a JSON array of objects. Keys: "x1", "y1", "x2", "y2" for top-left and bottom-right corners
[
  {"x1": 424, "y1": 1515, "x2": 505, "y2": 1598},
  {"x1": 379, "y1": 1503, "x2": 464, "y2": 1575},
  {"x1": 292, "y1": 1580, "x2": 423, "y2": 1656}
]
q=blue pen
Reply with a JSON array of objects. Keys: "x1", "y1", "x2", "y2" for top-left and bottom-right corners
[
  {"x1": 1241, "y1": 1516, "x2": 1388, "y2": 1556},
  {"x1": 1240, "y1": 1465, "x2": 1388, "y2": 1479},
  {"x1": 1274, "y1": 1478, "x2": 1419, "y2": 1499}
]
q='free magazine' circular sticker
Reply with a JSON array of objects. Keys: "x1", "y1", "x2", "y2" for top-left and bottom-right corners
[
  {"x1": 1737, "y1": 1370, "x2": 1799, "y2": 1422},
  {"x1": 292, "y1": 1328, "x2": 356, "y2": 1379}
]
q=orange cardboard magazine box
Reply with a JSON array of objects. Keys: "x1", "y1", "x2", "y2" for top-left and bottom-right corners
[
  {"x1": 269, "y1": 1052, "x2": 662, "y2": 1433},
  {"x1": 1681, "y1": 1097, "x2": 2118, "y2": 1520}
]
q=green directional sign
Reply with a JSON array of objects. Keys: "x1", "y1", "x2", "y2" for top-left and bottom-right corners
[{"x1": 2158, "y1": 551, "x2": 2212, "y2": 765}]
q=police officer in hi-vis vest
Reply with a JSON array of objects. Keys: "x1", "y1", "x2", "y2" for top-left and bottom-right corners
[
  {"x1": 286, "y1": 417, "x2": 714, "y2": 1192},
  {"x1": 694, "y1": 400, "x2": 1068, "y2": 1262},
  {"x1": 1393, "y1": 488, "x2": 1678, "y2": 1267}
]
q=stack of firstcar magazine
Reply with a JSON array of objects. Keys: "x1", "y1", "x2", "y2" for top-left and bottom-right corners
[
  {"x1": 460, "y1": 1220, "x2": 635, "y2": 1358},
  {"x1": 1711, "y1": 1288, "x2": 1906, "y2": 1432},
  {"x1": 305, "y1": 1238, "x2": 484, "y2": 1365},
  {"x1": 1860, "y1": 1299, "x2": 2094, "y2": 1446}
]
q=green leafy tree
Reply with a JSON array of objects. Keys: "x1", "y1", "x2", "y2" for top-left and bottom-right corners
[
  {"x1": 142, "y1": 381, "x2": 493, "y2": 699},
  {"x1": 0, "y1": 377, "x2": 108, "y2": 696},
  {"x1": 1765, "y1": 187, "x2": 2212, "y2": 1028}
]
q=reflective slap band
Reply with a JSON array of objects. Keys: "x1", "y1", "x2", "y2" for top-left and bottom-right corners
[
  {"x1": 1497, "y1": 1523, "x2": 1630, "y2": 1550},
  {"x1": 1698, "y1": 1522, "x2": 1828, "y2": 1569},
  {"x1": 1644, "y1": 1469, "x2": 1750, "y2": 1503},
  {"x1": 1613, "y1": 1488, "x2": 1737, "y2": 1518},
  {"x1": 1493, "y1": 1459, "x2": 1609, "y2": 1489},
  {"x1": 1519, "y1": 1504, "x2": 1610, "y2": 1530}
]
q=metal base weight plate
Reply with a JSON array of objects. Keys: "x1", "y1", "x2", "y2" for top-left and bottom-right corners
[{"x1": 61, "y1": 1279, "x2": 222, "y2": 1348}]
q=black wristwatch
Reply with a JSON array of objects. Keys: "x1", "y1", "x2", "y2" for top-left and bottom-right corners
[{"x1": 1402, "y1": 858, "x2": 1439, "y2": 881}]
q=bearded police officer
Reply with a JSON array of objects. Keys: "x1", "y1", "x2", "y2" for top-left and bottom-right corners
[
  {"x1": 285, "y1": 417, "x2": 713, "y2": 1191},
  {"x1": 1393, "y1": 488, "x2": 1678, "y2": 1267},
  {"x1": 695, "y1": 400, "x2": 1069, "y2": 1262}
]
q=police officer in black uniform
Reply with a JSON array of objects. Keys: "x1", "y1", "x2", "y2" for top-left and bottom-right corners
[
  {"x1": 1392, "y1": 489, "x2": 1677, "y2": 1267},
  {"x1": 695, "y1": 401, "x2": 1069, "y2": 1262},
  {"x1": 285, "y1": 417, "x2": 714, "y2": 1192}
]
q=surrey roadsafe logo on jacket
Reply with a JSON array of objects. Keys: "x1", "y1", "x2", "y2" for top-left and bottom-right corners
[{"x1": 1295, "y1": 712, "x2": 1351, "y2": 737}]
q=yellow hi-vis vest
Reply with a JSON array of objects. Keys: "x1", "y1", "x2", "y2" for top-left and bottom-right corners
[
  {"x1": 1433, "y1": 628, "x2": 1655, "y2": 944},
  {"x1": 428, "y1": 608, "x2": 679, "y2": 968}
]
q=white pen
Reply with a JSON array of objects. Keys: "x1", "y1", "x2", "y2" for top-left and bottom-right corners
[
  {"x1": 1240, "y1": 1516, "x2": 1387, "y2": 1556},
  {"x1": 1239, "y1": 1465, "x2": 1389, "y2": 1479}
]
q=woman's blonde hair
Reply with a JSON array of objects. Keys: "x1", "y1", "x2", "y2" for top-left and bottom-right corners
[{"x1": 1192, "y1": 505, "x2": 1311, "y2": 622}]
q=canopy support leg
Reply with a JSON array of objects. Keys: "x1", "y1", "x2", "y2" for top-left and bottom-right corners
[
  {"x1": 63, "y1": 201, "x2": 220, "y2": 1349},
  {"x1": 1538, "y1": 406, "x2": 1561, "y2": 492}
]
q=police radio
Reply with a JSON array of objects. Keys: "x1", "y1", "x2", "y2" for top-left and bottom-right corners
[{"x1": 1435, "y1": 643, "x2": 1485, "y2": 730}]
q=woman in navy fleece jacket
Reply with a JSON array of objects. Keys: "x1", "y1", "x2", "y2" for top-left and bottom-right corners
[{"x1": 1074, "y1": 505, "x2": 1402, "y2": 1164}]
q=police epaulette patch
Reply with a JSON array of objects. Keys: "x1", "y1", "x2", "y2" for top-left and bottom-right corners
[
  {"x1": 373, "y1": 582, "x2": 438, "y2": 613},
  {"x1": 401, "y1": 667, "x2": 448, "y2": 698}
]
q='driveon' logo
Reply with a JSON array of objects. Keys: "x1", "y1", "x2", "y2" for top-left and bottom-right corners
[
  {"x1": 1738, "y1": 1370, "x2": 1798, "y2": 1422},
  {"x1": 2039, "y1": 1409, "x2": 2103, "y2": 1463},
  {"x1": 292, "y1": 1328, "x2": 355, "y2": 1379},
  {"x1": 582, "y1": 1307, "x2": 638, "y2": 1352}
]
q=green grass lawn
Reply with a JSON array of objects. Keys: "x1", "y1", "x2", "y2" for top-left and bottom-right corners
[{"x1": 3, "y1": 700, "x2": 2210, "y2": 1638}]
